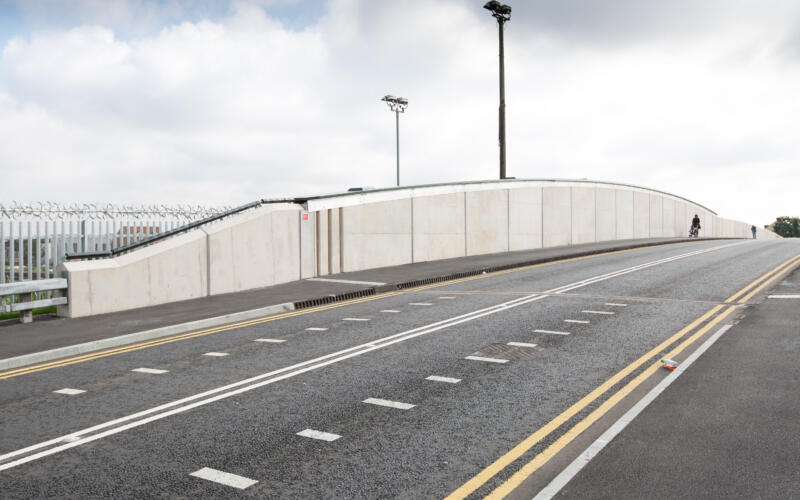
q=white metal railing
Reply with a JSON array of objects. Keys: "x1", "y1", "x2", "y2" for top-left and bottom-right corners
[{"x1": 0, "y1": 278, "x2": 68, "y2": 323}]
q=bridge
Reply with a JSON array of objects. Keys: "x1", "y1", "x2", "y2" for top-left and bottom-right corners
[{"x1": 0, "y1": 179, "x2": 797, "y2": 498}]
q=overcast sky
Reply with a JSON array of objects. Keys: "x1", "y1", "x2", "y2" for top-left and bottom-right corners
[{"x1": 1, "y1": 0, "x2": 798, "y2": 225}]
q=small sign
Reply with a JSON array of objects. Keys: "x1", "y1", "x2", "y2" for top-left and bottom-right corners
[{"x1": 302, "y1": 213, "x2": 309, "y2": 220}]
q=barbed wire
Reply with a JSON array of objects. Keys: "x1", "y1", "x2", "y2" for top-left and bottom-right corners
[{"x1": 0, "y1": 201, "x2": 232, "y2": 220}]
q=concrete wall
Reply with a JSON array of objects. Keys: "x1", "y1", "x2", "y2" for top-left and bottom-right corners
[{"x1": 59, "y1": 180, "x2": 781, "y2": 318}]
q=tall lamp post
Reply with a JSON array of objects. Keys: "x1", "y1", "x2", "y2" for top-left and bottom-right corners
[
  {"x1": 484, "y1": 1, "x2": 511, "y2": 179},
  {"x1": 381, "y1": 95, "x2": 408, "y2": 187}
]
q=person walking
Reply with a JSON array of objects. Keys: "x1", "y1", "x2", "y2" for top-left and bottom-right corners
[{"x1": 751, "y1": 225, "x2": 757, "y2": 239}]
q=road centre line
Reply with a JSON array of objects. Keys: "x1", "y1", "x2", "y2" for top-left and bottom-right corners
[
  {"x1": 564, "y1": 320, "x2": 589, "y2": 324},
  {"x1": 190, "y1": 467, "x2": 258, "y2": 490},
  {"x1": 605, "y1": 303, "x2": 627, "y2": 306},
  {"x1": 438, "y1": 296, "x2": 456, "y2": 299},
  {"x1": 342, "y1": 317, "x2": 370, "y2": 321},
  {"x1": 508, "y1": 342, "x2": 538, "y2": 348},
  {"x1": 409, "y1": 302, "x2": 433, "y2": 306},
  {"x1": 363, "y1": 398, "x2": 415, "y2": 410},
  {"x1": 465, "y1": 355, "x2": 509, "y2": 364},
  {"x1": 534, "y1": 325, "x2": 733, "y2": 500},
  {"x1": 253, "y1": 338, "x2": 286, "y2": 343},
  {"x1": 582, "y1": 310, "x2": 614, "y2": 315},
  {"x1": 446, "y1": 252, "x2": 800, "y2": 500},
  {"x1": 131, "y1": 368, "x2": 168, "y2": 374},
  {"x1": 203, "y1": 352, "x2": 228, "y2": 357},
  {"x1": 381, "y1": 310, "x2": 400, "y2": 313},
  {"x1": 296, "y1": 429, "x2": 341, "y2": 442},
  {"x1": 53, "y1": 388, "x2": 85, "y2": 396},
  {"x1": 768, "y1": 294, "x2": 800, "y2": 299},
  {"x1": 305, "y1": 327, "x2": 328, "y2": 331},
  {"x1": 0, "y1": 243, "x2": 752, "y2": 471},
  {"x1": 426, "y1": 375, "x2": 461, "y2": 384},
  {"x1": 0, "y1": 241, "x2": 743, "y2": 381},
  {"x1": 534, "y1": 330, "x2": 571, "y2": 336}
]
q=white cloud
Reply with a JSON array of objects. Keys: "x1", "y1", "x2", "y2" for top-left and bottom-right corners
[{"x1": 0, "y1": 0, "x2": 799, "y2": 225}]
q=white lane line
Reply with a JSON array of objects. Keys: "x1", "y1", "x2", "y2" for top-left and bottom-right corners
[
  {"x1": 535, "y1": 329, "x2": 571, "y2": 336},
  {"x1": 438, "y1": 296, "x2": 456, "y2": 299},
  {"x1": 306, "y1": 277, "x2": 386, "y2": 286},
  {"x1": 564, "y1": 319, "x2": 589, "y2": 324},
  {"x1": 297, "y1": 429, "x2": 341, "y2": 442},
  {"x1": 305, "y1": 327, "x2": 328, "y2": 331},
  {"x1": 342, "y1": 317, "x2": 370, "y2": 322},
  {"x1": 190, "y1": 467, "x2": 258, "y2": 490},
  {"x1": 582, "y1": 310, "x2": 615, "y2": 315},
  {"x1": 131, "y1": 368, "x2": 168, "y2": 375},
  {"x1": 767, "y1": 294, "x2": 800, "y2": 299},
  {"x1": 426, "y1": 375, "x2": 461, "y2": 384},
  {"x1": 253, "y1": 338, "x2": 286, "y2": 343},
  {"x1": 363, "y1": 398, "x2": 416, "y2": 410},
  {"x1": 508, "y1": 342, "x2": 538, "y2": 348},
  {"x1": 381, "y1": 310, "x2": 400, "y2": 313},
  {"x1": 465, "y1": 355, "x2": 509, "y2": 364},
  {"x1": 53, "y1": 388, "x2": 85, "y2": 395},
  {"x1": 534, "y1": 325, "x2": 733, "y2": 500},
  {"x1": 203, "y1": 352, "x2": 229, "y2": 357},
  {"x1": 0, "y1": 242, "x2": 744, "y2": 472},
  {"x1": 409, "y1": 302, "x2": 433, "y2": 306},
  {"x1": 605, "y1": 303, "x2": 628, "y2": 307}
]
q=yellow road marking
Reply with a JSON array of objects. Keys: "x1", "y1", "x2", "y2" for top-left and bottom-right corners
[{"x1": 445, "y1": 252, "x2": 800, "y2": 500}]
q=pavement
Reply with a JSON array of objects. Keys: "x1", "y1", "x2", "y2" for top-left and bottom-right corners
[{"x1": 0, "y1": 237, "x2": 700, "y2": 364}]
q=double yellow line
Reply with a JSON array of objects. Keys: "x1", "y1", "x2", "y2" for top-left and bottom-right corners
[{"x1": 446, "y1": 252, "x2": 800, "y2": 500}]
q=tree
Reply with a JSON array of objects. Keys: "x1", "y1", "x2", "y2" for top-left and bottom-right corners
[{"x1": 770, "y1": 216, "x2": 800, "y2": 238}]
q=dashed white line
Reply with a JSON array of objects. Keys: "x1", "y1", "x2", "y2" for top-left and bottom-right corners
[
  {"x1": 53, "y1": 388, "x2": 85, "y2": 396},
  {"x1": 342, "y1": 318, "x2": 370, "y2": 322},
  {"x1": 253, "y1": 338, "x2": 286, "y2": 343},
  {"x1": 305, "y1": 327, "x2": 328, "y2": 331},
  {"x1": 767, "y1": 294, "x2": 800, "y2": 299},
  {"x1": 564, "y1": 319, "x2": 590, "y2": 324},
  {"x1": 426, "y1": 375, "x2": 461, "y2": 384},
  {"x1": 409, "y1": 302, "x2": 433, "y2": 306},
  {"x1": 363, "y1": 398, "x2": 416, "y2": 410},
  {"x1": 381, "y1": 310, "x2": 400, "y2": 313},
  {"x1": 535, "y1": 329, "x2": 571, "y2": 336},
  {"x1": 131, "y1": 368, "x2": 168, "y2": 375},
  {"x1": 605, "y1": 303, "x2": 627, "y2": 307},
  {"x1": 508, "y1": 342, "x2": 538, "y2": 348},
  {"x1": 582, "y1": 310, "x2": 614, "y2": 315},
  {"x1": 189, "y1": 467, "x2": 258, "y2": 490},
  {"x1": 438, "y1": 296, "x2": 456, "y2": 299},
  {"x1": 296, "y1": 429, "x2": 342, "y2": 442},
  {"x1": 465, "y1": 355, "x2": 509, "y2": 364},
  {"x1": 204, "y1": 352, "x2": 229, "y2": 357}
]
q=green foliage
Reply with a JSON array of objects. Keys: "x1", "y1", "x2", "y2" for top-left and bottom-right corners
[{"x1": 771, "y1": 216, "x2": 800, "y2": 238}]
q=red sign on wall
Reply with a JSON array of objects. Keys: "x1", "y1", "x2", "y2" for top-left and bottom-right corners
[{"x1": 302, "y1": 213, "x2": 309, "y2": 220}]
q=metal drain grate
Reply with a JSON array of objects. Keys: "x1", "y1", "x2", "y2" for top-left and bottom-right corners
[
  {"x1": 470, "y1": 343, "x2": 539, "y2": 361},
  {"x1": 294, "y1": 289, "x2": 376, "y2": 310}
]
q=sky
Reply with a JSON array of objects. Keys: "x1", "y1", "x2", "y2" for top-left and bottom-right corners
[{"x1": 0, "y1": 0, "x2": 798, "y2": 225}]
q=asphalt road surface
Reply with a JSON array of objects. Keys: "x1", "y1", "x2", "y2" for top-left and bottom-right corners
[{"x1": 1, "y1": 239, "x2": 798, "y2": 499}]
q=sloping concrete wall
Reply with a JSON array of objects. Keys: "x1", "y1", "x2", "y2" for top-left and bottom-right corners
[{"x1": 59, "y1": 180, "x2": 781, "y2": 317}]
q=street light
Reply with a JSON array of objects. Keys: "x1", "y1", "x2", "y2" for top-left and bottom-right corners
[
  {"x1": 381, "y1": 95, "x2": 408, "y2": 186},
  {"x1": 484, "y1": 0, "x2": 511, "y2": 179}
]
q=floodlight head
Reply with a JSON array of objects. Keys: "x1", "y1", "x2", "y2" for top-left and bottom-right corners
[
  {"x1": 397, "y1": 97, "x2": 408, "y2": 106},
  {"x1": 500, "y1": 5, "x2": 512, "y2": 15},
  {"x1": 483, "y1": 0, "x2": 502, "y2": 12},
  {"x1": 382, "y1": 95, "x2": 397, "y2": 103}
]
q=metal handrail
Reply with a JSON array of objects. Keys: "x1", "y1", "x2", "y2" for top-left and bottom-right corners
[{"x1": 65, "y1": 200, "x2": 265, "y2": 261}]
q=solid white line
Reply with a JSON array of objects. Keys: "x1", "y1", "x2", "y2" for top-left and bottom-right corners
[
  {"x1": 564, "y1": 319, "x2": 589, "y2": 324},
  {"x1": 190, "y1": 467, "x2": 258, "y2": 490},
  {"x1": 381, "y1": 310, "x2": 400, "y2": 313},
  {"x1": 253, "y1": 338, "x2": 285, "y2": 343},
  {"x1": 363, "y1": 398, "x2": 416, "y2": 410},
  {"x1": 409, "y1": 302, "x2": 433, "y2": 306},
  {"x1": 533, "y1": 324, "x2": 733, "y2": 500},
  {"x1": 508, "y1": 342, "x2": 538, "y2": 348},
  {"x1": 296, "y1": 429, "x2": 341, "y2": 442},
  {"x1": 426, "y1": 375, "x2": 461, "y2": 384},
  {"x1": 131, "y1": 368, "x2": 168, "y2": 375},
  {"x1": 767, "y1": 294, "x2": 800, "y2": 299},
  {"x1": 342, "y1": 318, "x2": 370, "y2": 321},
  {"x1": 53, "y1": 388, "x2": 85, "y2": 395},
  {"x1": 465, "y1": 355, "x2": 509, "y2": 364},
  {"x1": 582, "y1": 310, "x2": 614, "y2": 315},
  {"x1": 605, "y1": 303, "x2": 628, "y2": 306},
  {"x1": 306, "y1": 277, "x2": 386, "y2": 286},
  {"x1": 305, "y1": 327, "x2": 328, "y2": 331},
  {"x1": 203, "y1": 352, "x2": 228, "y2": 357},
  {"x1": 534, "y1": 329, "x2": 571, "y2": 336}
]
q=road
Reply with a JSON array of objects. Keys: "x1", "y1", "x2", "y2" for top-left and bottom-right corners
[{"x1": 1, "y1": 239, "x2": 798, "y2": 498}]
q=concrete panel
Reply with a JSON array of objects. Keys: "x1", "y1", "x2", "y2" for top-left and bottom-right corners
[
  {"x1": 466, "y1": 190, "x2": 509, "y2": 256},
  {"x1": 649, "y1": 195, "x2": 663, "y2": 237},
  {"x1": 330, "y1": 209, "x2": 341, "y2": 274},
  {"x1": 342, "y1": 199, "x2": 412, "y2": 271},
  {"x1": 571, "y1": 187, "x2": 596, "y2": 244},
  {"x1": 615, "y1": 189, "x2": 634, "y2": 240},
  {"x1": 674, "y1": 202, "x2": 687, "y2": 236},
  {"x1": 300, "y1": 209, "x2": 315, "y2": 279},
  {"x1": 543, "y1": 187, "x2": 572, "y2": 247},
  {"x1": 147, "y1": 230, "x2": 208, "y2": 305},
  {"x1": 509, "y1": 187, "x2": 543, "y2": 251},
  {"x1": 270, "y1": 208, "x2": 301, "y2": 284},
  {"x1": 316, "y1": 211, "x2": 329, "y2": 275},
  {"x1": 412, "y1": 192, "x2": 466, "y2": 262},
  {"x1": 662, "y1": 198, "x2": 676, "y2": 237},
  {"x1": 595, "y1": 188, "x2": 615, "y2": 242},
  {"x1": 633, "y1": 191, "x2": 650, "y2": 238}
]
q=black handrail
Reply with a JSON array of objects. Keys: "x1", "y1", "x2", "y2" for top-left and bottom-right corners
[{"x1": 65, "y1": 200, "x2": 264, "y2": 261}]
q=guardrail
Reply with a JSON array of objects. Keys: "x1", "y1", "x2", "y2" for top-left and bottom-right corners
[{"x1": 0, "y1": 278, "x2": 68, "y2": 323}]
